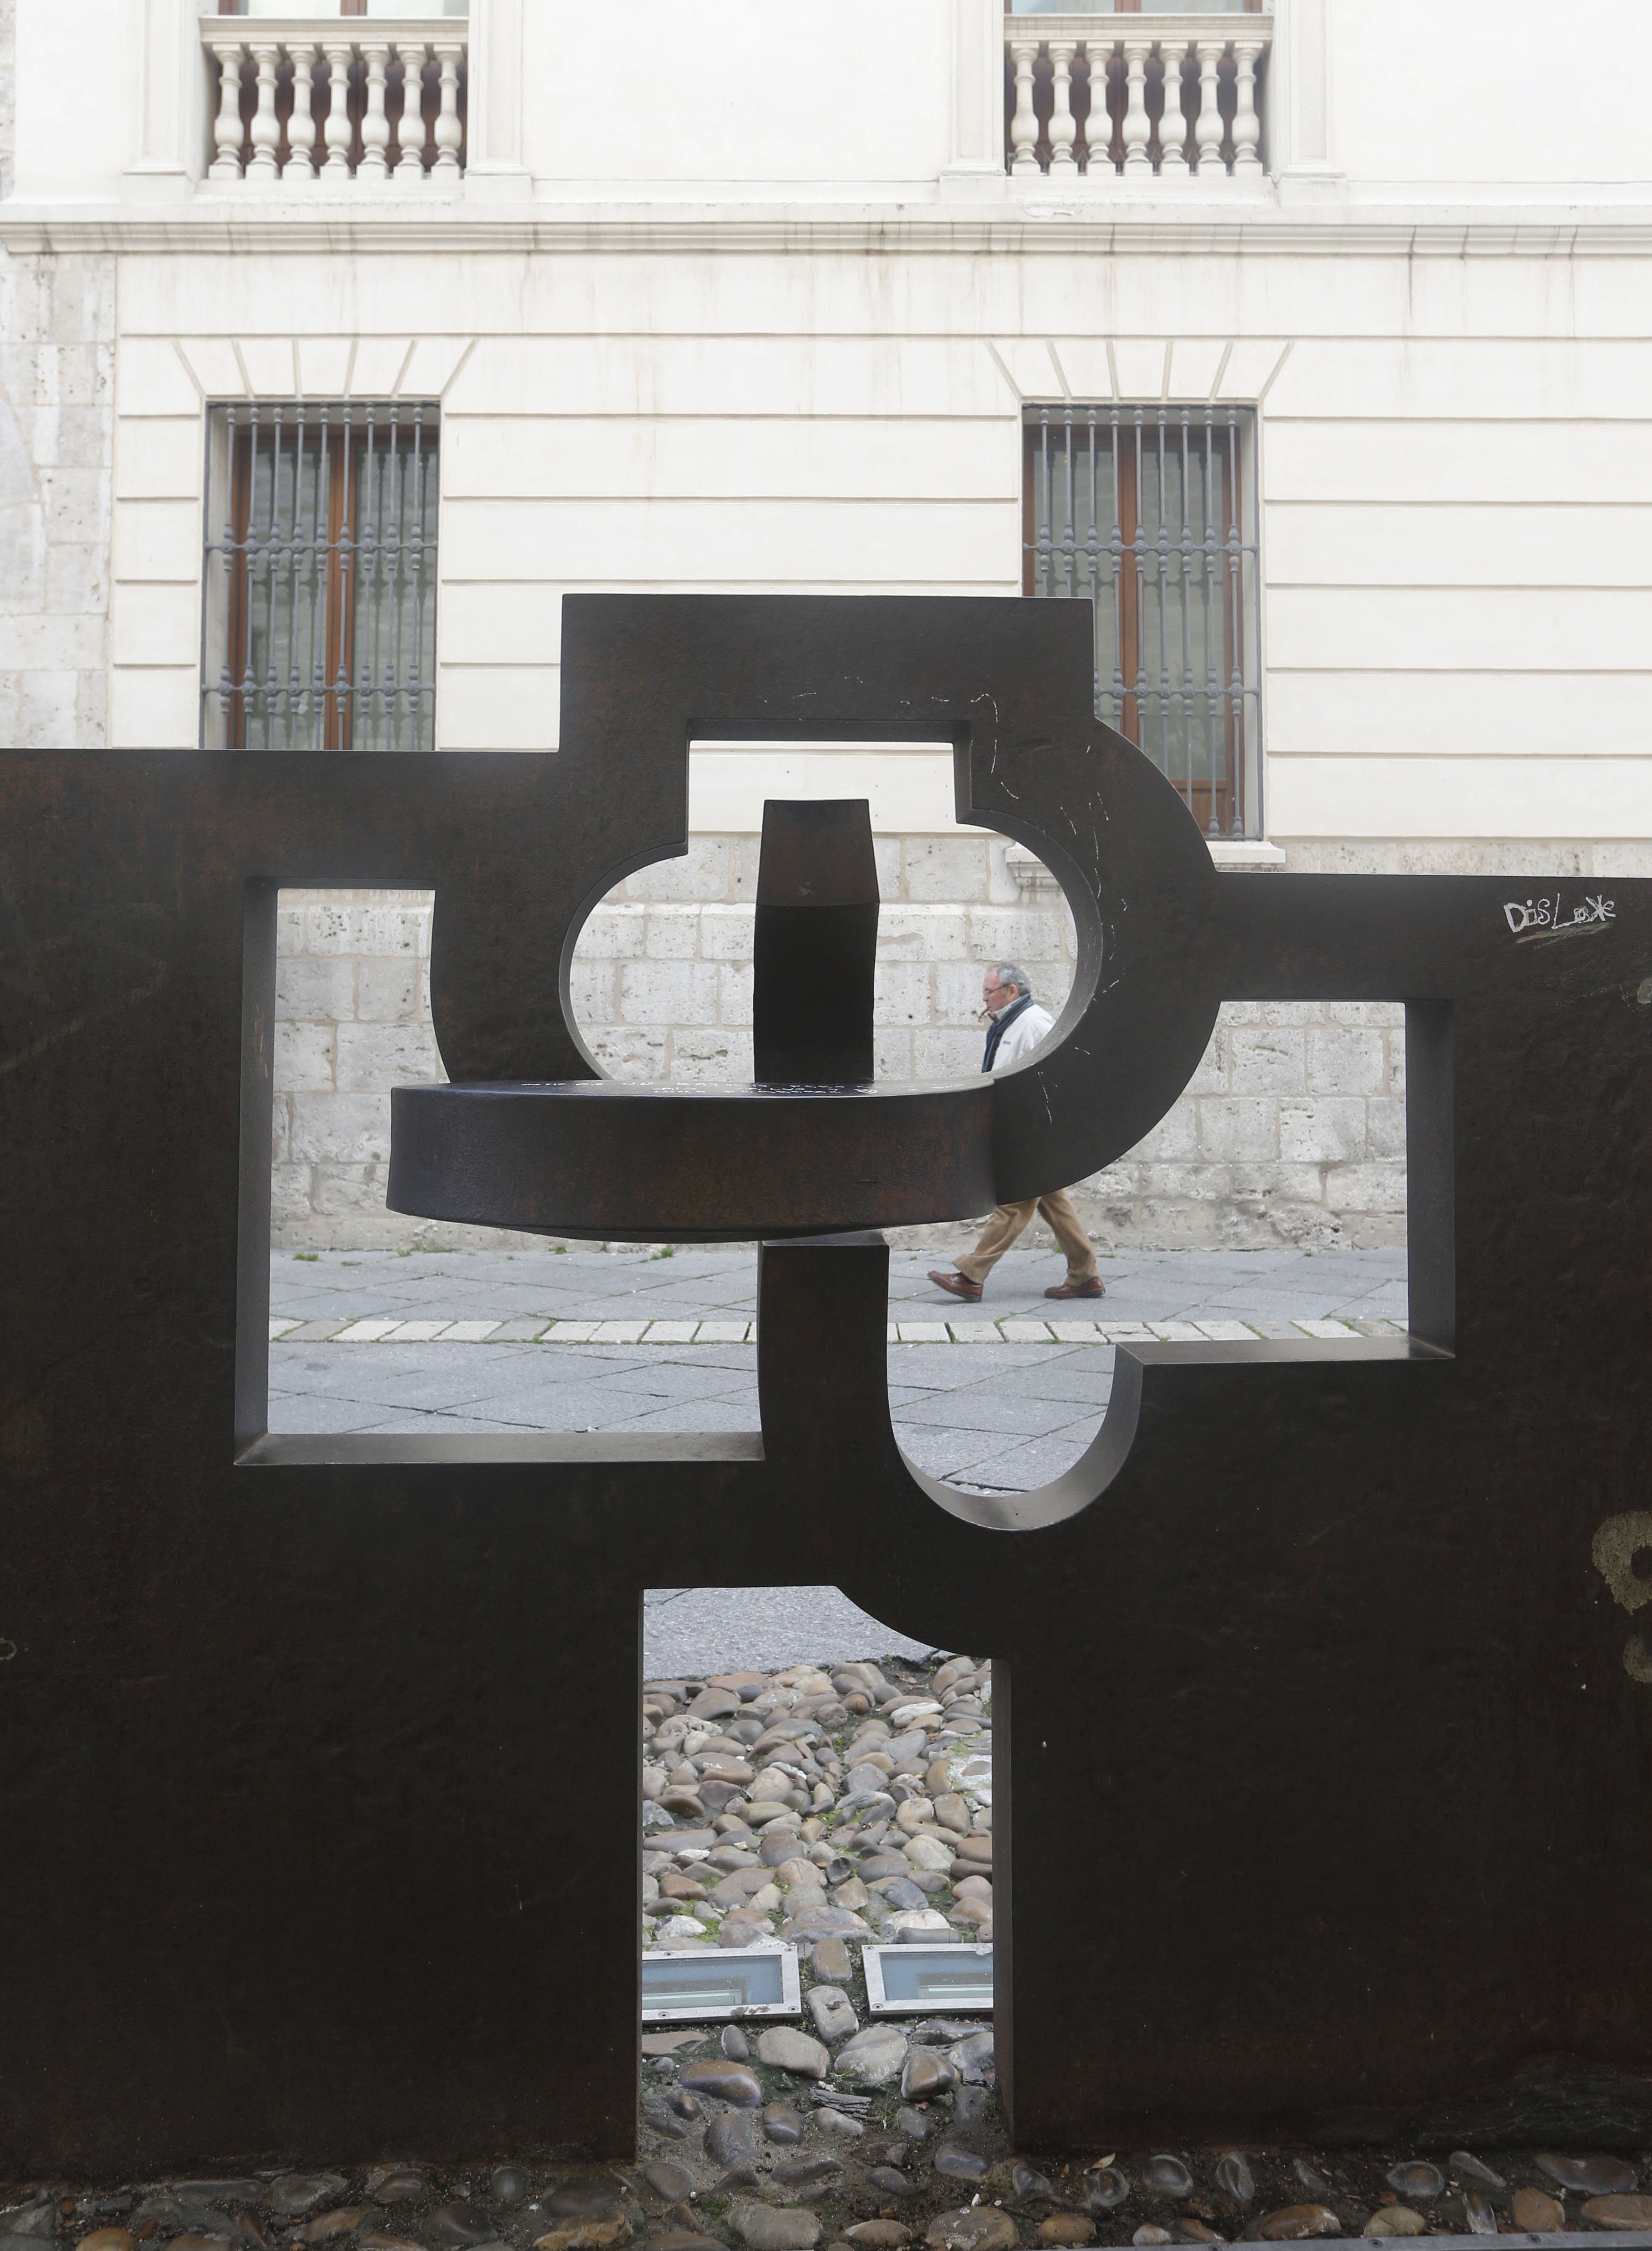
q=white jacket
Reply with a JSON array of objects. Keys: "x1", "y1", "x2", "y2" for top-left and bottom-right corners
[{"x1": 989, "y1": 999, "x2": 1054, "y2": 1072}]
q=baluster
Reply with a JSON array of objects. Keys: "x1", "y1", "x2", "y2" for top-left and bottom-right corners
[
  {"x1": 390, "y1": 47, "x2": 418, "y2": 181},
  {"x1": 1156, "y1": 44, "x2": 1189, "y2": 180},
  {"x1": 1073, "y1": 43, "x2": 1094, "y2": 175},
  {"x1": 432, "y1": 40, "x2": 464, "y2": 181},
  {"x1": 322, "y1": 41, "x2": 354, "y2": 179},
  {"x1": 1192, "y1": 41, "x2": 1224, "y2": 180},
  {"x1": 1087, "y1": 42, "x2": 1119, "y2": 178},
  {"x1": 247, "y1": 42, "x2": 281, "y2": 182},
  {"x1": 1048, "y1": 42, "x2": 1078, "y2": 173},
  {"x1": 1231, "y1": 38, "x2": 1264, "y2": 181},
  {"x1": 207, "y1": 38, "x2": 247, "y2": 181},
  {"x1": 1120, "y1": 38, "x2": 1153, "y2": 177},
  {"x1": 1008, "y1": 39, "x2": 1041, "y2": 173},
  {"x1": 285, "y1": 44, "x2": 318, "y2": 186},
  {"x1": 359, "y1": 40, "x2": 392, "y2": 182}
]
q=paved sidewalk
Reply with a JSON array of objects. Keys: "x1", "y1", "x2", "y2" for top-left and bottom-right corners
[
  {"x1": 270, "y1": 1242, "x2": 1406, "y2": 1670},
  {"x1": 270, "y1": 1243, "x2": 1406, "y2": 1487}
]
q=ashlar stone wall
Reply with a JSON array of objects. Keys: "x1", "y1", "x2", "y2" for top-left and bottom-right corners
[
  {"x1": 0, "y1": 0, "x2": 115, "y2": 742},
  {"x1": 271, "y1": 839, "x2": 1407, "y2": 1253},
  {"x1": 0, "y1": 233, "x2": 115, "y2": 747}
]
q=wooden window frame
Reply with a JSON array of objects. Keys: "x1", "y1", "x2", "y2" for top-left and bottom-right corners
[
  {"x1": 216, "y1": 409, "x2": 435, "y2": 755},
  {"x1": 224, "y1": 421, "x2": 361, "y2": 750}
]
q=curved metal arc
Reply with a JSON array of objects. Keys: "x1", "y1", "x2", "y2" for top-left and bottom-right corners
[
  {"x1": 550, "y1": 836, "x2": 697, "y2": 1085},
  {"x1": 952, "y1": 702, "x2": 1226, "y2": 1203}
]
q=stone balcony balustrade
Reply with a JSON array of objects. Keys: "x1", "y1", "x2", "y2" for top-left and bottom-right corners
[
  {"x1": 201, "y1": 16, "x2": 468, "y2": 189},
  {"x1": 1005, "y1": 13, "x2": 1270, "y2": 185}
]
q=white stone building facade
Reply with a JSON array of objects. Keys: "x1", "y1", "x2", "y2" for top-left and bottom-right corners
[{"x1": 3, "y1": 0, "x2": 1648, "y2": 1249}]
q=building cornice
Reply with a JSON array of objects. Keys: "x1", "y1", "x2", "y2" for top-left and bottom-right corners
[{"x1": 7, "y1": 194, "x2": 1652, "y2": 259}]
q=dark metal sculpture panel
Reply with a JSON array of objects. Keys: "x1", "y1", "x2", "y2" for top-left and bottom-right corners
[{"x1": 2, "y1": 595, "x2": 1651, "y2": 2180}]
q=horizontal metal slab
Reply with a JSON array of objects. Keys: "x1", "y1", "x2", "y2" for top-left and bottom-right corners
[{"x1": 388, "y1": 1078, "x2": 996, "y2": 1241}]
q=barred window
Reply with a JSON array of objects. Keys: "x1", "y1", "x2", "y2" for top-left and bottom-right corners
[
  {"x1": 1023, "y1": 403, "x2": 1261, "y2": 838},
  {"x1": 202, "y1": 400, "x2": 438, "y2": 751}
]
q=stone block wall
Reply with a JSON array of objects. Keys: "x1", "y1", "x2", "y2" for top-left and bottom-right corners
[
  {"x1": 0, "y1": 220, "x2": 114, "y2": 748},
  {"x1": 569, "y1": 833, "x2": 1071, "y2": 1089},
  {"x1": 270, "y1": 839, "x2": 1407, "y2": 1251},
  {"x1": 273, "y1": 890, "x2": 447, "y2": 1247},
  {"x1": 0, "y1": 0, "x2": 13, "y2": 202}
]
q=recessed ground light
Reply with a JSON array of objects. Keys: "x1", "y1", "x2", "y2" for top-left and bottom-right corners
[
  {"x1": 642, "y1": 1941, "x2": 802, "y2": 2023},
  {"x1": 864, "y1": 1943, "x2": 993, "y2": 2015}
]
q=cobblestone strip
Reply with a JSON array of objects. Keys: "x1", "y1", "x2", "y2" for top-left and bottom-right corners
[{"x1": 267, "y1": 1316, "x2": 1409, "y2": 1345}]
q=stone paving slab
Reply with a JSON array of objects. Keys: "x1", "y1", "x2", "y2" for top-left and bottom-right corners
[
  {"x1": 268, "y1": 1244, "x2": 1410, "y2": 1671},
  {"x1": 270, "y1": 1244, "x2": 1407, "y2": 1326}
]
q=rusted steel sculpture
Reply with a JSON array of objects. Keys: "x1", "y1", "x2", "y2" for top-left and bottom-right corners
[{"x1": 2, "y1": 594, "x2": 1652, "y2": 2176}]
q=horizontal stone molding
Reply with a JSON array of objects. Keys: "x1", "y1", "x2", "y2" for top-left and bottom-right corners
[{"x1": 11, "y1": 204, "x2": 1652, "y2": 258}]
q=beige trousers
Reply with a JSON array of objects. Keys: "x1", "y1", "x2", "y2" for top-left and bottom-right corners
[{"x1": 954, "y1": 1186, "x2": 1099, "y2": 1287}]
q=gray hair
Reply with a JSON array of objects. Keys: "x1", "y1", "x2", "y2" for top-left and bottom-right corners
[{"x1": 993, "y1": 963, "x2": 1034, "y2": 1001}]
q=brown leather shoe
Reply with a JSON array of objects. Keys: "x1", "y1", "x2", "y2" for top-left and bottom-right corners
[
  {"x1": 929, "y1": 1269, "x2": 984, "y2": 1303},
  {"x1": 1044, "y1": 1276, "x2": 1106, "y2": 1299}
]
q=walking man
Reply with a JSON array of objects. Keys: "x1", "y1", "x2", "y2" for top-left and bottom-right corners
[{"x1": 928, "y1": 962, "x2": 1104, "y2": 1304}]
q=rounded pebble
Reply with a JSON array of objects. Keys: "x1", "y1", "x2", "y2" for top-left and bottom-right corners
[
  {"x1": 1581, "y1": 2197, "x2": 1652, "y2": 2230},
  {"x1": 707, "y1": 2113, "x2": 764, "y2": 2169},
  {"x1": 1257, "y1": 2209, "x2": 1340, "y2": 2241},
  {"x1": 1038, "y1": 2225, "x2": 1093, "y2": 2249},
  {"x1": 1215, "y1": 2158, "x2": 1255, "y2": 2209},
  {"x1": 1510, "y1": 2191, "x2": 1564, "y2": 2234},
  {"x1": 817, "y1": 2111, "x2": 865, "y2": 2142},
  {"x1": 270, "y1": 2183, "x2": 348, "y2": 2222},
  {"x1": 303, "y1": 2217, "x2": 364, "y2": 2246},
  {"x1": 722, "y1": 2027, "x2": 751, "y2": 2062},
  {"x1": 1537, "y1": 2156, "x2": 1638, "y2": 2198},
  {"x1": 679, "y1": 2060, "x2": 763, "y2": 2105},
  {"x1": 1360, "y1": 2218, "x2": 1422, "y2": 2242},
  {"x1": 1087, "y1": 2173, "x2": 1129, "y2": 2216},
  {"x1": 370, "y1": 2180, "x2": 428, "y2": 2209},
  {"x1": 755, "y1": 2027, "x2": 830, "y2": 2079},
  {"x1": 763, "y1": 2104, "x2": 806, "y2": 2145},
  {"x1": 901, "y1": 2052, "x2": 956, "y2": 2103},
  {"x1": 1383, "y1": 2167, "x2": 1440, "y2": 2202},
  {"x1": 489, "y1": 2174, "x2": 529, "y2": 2211},
  {"x1": 730, "y1": 2206, "x2": 820, "y2": 2251},
  {"x1": 834, "y1": 2026, "x2": 909, "y2": 2087},
  {"x1": 934, "y1": 2149, "x2": 989, "y2": 2184}
]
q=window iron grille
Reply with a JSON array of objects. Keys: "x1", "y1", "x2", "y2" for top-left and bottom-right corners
[
  {"x1": 1023, "y1": 403, "x2": 1261, "y2": 839},
  {"x1": 202, "y1": 399, "x2": 438, "y2": 751}
]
